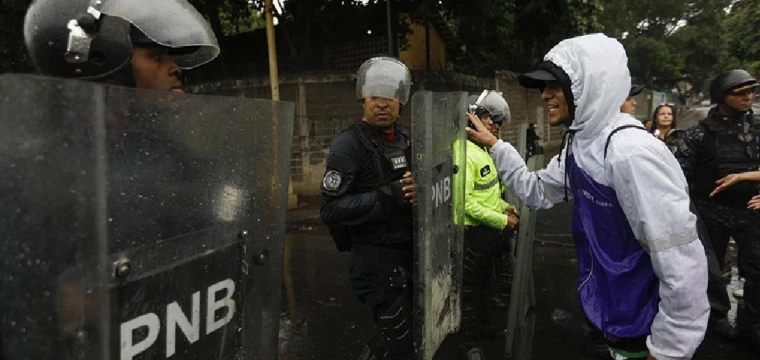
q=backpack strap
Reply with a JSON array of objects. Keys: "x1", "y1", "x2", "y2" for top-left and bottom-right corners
[{"x1": 604, "y1": 124, "x2": 649, "y2": 159}]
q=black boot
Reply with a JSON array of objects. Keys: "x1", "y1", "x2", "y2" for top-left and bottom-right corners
[
  {"x1": 358, "y1": 336, "x2": 386, "y2": 360},
  {"x1": 584, "y1": 327, "x2": 612, "y2": 360},
  {"x1": 489, "y1": 295, "x2": 509, "y2": 309},
  {"x1": 737, "y1": 315, "x2": 760, "y2": 356},
  {"x1": 710, "y1": 316, "x2": 738, "y2": 340},
  {"x1": 737, "y1": 282, "x2": 760, "y2": 356},
  {"x1": 460, "y1": 343, "x2": 485, "y2": 360}
]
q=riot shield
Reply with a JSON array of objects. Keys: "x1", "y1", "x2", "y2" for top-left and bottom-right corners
[
  {"x1": 0, "y1": 74, "x2": 294, "y2": 360},
  {"x1": 504, "y1": 123, "x2": 540, "y2": 360},
  {"x1": 411, "y1": 91, "x2": 467, "y2": 360}
]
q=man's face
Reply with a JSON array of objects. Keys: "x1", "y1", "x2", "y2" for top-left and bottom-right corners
[
  {"x1": 479, "y1": 114, "x2": 494, "y2": 133},
  {"x1": 131, "y1": 46, "x2": 183, "y2": 92},
  {"x1": 362, "y1": 96, "x2": 401, "y2": 130},
  {"x1": 541, "y1": 82, "x2": 570, "y2": 125},
  {"x1": 621, "y1": 97, "x2": 637, "y2": 115},
  {"x1": 490, "y1": 121, "x2": 500, "y2": 137},
  {"x1": 723, "y1": 87, "x2": 756, "y2": 113}
]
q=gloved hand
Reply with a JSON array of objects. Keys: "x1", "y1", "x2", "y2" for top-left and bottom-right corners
[{"x1": 378, "y1": 171, "x2": 416, "y2": 211}]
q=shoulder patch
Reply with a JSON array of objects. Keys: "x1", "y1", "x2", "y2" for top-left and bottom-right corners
[
  {"x1": 480, "y1": 165, "x2": 491, "y2": 177},
  {"x1": 322, "y1": 170, "x2": 342, "y2": 191}
]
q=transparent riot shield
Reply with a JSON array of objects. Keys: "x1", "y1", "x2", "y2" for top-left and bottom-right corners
[
  {"x1": 504, "y1": 123, "x2": 540, "y2": 360},
  {"x1": 411, "y1": 91, "x2": 467, "y2": 360},
  {"x1": 0, "y1": 74, "x2": 294, "y2": 360}
]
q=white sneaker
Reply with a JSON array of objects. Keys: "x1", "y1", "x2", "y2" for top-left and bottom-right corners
[
  {"x1": 734, "y1": 288, "x2": 744, "y2": 298},
  {"x1": 734, "y1": 278, "x2": 745, "y2": 298}
]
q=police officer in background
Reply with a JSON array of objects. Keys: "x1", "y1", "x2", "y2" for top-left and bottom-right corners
[
  {"x1": 676, "y1": 69, "x2": 760, "y2": 354},
  {"x1": 460, "y1": 90, "x2": 518, "y2": 360},
  {"x1": 320, "y1": 56, "x2": 416, "y2": 360}
]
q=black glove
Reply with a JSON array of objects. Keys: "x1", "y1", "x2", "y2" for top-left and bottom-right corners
[{"x1": 378, "y1": 180, "x2": 410, "y2": 212}]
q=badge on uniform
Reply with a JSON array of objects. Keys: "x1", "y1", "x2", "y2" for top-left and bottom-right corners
[
  {"x1": 391, "y1": 155, "x2": 407, "y2": 170},
  {"x1": 323, "y1": 170, "x2": 342, "y2": 191},
  {"x1": 480, "y1": 165, "x2": 491, "y2": 177}
]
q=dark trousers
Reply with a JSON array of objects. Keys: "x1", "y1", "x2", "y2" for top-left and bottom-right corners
[
  {"x1": 690, "y1": 201, "x2": 732, "y2": 321},
  {"x1": 695, "y1": 200, "x2": 760, "y2": 330},
  {"x1": 461, "y1": 225, "x2": 502, "y2": 342},
  {"x1": 348, "y1": 243, "x2": 413, "y2": 360},
  {"x1": 491, "y1": 229, "x2": 514, "y2": 299}
]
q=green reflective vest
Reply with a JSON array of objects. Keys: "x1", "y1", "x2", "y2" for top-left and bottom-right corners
[{"x1": 464, "y1": 140, "x2": 509, "y2": 229}]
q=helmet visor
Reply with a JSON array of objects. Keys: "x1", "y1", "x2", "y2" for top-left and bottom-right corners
[
  {"x1": 356, "y1": 57, "x2": 412, "y2": 104},
  {"x1": 101, "y1": 0, "x2": 219, "y2": 69}
]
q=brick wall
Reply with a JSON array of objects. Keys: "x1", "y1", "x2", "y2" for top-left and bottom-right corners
[{"x1": 188, "y1": 71, "x2": 560, "y2": 199}]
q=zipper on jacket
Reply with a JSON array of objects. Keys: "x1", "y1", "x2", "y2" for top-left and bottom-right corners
[{"x1": 577, "y1": 243, "x2": 594, "y2": 291}]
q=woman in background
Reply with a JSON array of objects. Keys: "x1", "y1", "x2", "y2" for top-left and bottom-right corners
[{"x1": 651, "y1": 104, "x2": 681, "y2": 153}]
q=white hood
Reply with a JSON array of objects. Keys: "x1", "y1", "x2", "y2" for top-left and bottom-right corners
[{"x1": 544, "y1": 33, "x2": 631, "y2": 138}]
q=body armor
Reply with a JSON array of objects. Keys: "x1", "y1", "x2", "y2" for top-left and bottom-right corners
[
  {"x1": 694, "y1": 112, "x2": 760, "y2": 208},
  {"x1": 347, "y1": 122, "x2": 413, "y2": 246}
]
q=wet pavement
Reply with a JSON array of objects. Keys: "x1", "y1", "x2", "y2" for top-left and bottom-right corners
[{"x1": 279, "y1": 199, "x2": 756, "y2": 360}]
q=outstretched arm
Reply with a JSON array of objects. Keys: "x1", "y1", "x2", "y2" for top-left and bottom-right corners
[{"x1": 465, "y1": 112, "x2": 569, "y2": 209}]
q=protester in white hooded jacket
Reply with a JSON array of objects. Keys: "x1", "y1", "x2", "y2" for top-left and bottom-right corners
[{"x1": 466, "y1": 33, "x2": 709, "y2": 360}]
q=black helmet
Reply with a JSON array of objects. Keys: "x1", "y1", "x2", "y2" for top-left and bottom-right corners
[
  {"x1": 709, "y1": 69, "x2": 758, "y2": 104},
  {"x1": 24, "y1": 0, "x2": 219, "y2": 79}
]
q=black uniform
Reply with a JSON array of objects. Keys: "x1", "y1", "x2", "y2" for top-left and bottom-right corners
[
  {"x1": 676, "y1": 108, "x2": 760, "y2": 343},
  {"x1": 320, "y1": 120, "x2": 414, "y2": 360}
]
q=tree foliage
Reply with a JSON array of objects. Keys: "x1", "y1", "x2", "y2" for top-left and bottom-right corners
[
  {"x1": 0, "y1": 0, "x2": 758, "y2": 102},
  {"x1": 723, "y1": 0, "x2": 760, "y2": 76},
  {"x1": 598, "y1": 0, "x2": 738, "y2": 100}
]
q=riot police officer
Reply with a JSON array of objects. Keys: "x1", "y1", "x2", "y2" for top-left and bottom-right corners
[
  {"x1": 320, "y1": 56, "x2": 416, "y2": 360},
  {"x1": 3, "y1": 1, "x2": 226, "y2": 359},
  {"x1": 460, "y1": 90, "x2": 517, "y2": 359},
  {"x1": 23, "y1": 0, "x2": 219, "y2": 89},
  {"x1": 676, "y1": 69, "x2": 760, "y2": 354}
]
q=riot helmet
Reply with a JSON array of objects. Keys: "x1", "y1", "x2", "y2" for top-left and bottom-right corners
[
  {"x1": 356, "y1": 57, "x2": 412, "y2": 105},
  {"x1": 468, "y1": 90, "x2": 511, "y2": 124},
  {"x1": 709, "y1": 69, "x2": 759, "y2": 104},
  {"x1": 24, "y1": 0, "x2": 219, "y2": 79}
]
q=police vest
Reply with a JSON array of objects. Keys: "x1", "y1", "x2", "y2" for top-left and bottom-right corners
[
  {"x1": 695, "y1": 113, "x2": 760, "y2": 208},
  {"x1": 349, "y1": 121, "x2": 414, "y2": 246},
  {"x1": 464, "y1": 140, "x2": 507, "y2": 229}
]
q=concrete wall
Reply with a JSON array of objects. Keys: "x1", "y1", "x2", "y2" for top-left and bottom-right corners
[{"x1": 188, "y1": 71, "x2": 561, "y2": 200}]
